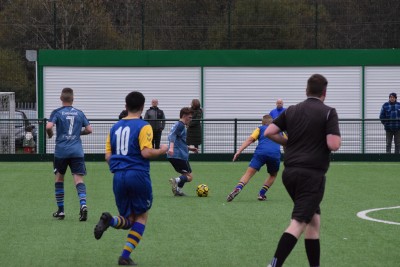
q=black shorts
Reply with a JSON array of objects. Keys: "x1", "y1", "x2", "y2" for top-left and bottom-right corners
[
  {"x1": 168, "y1": 158, "x2": 192, "y2": 174},
  {"x1": 282, "y1": 167, "x2": 326, "y2": 223}
]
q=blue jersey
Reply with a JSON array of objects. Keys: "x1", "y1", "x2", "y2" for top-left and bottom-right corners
[
  {"x1": 251, "y1": 125, "x2": 281, "y2": 159},
  {"x1": 107, "y1": 118, "x2": 153, "y2": 173},
  {"x1": 269, "y1": 107, "x2": 286, "y2": 119},
  {"x1": 49, "y1": 106, "x2": 90, "y2": 158},
  {"x1": 167, "y1": 121, "x2": 189, "y2": 160}
]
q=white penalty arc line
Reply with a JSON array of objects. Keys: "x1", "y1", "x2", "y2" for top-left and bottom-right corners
[{"x1": 357, "y1": 206, "x2": 400, "y2": 225}]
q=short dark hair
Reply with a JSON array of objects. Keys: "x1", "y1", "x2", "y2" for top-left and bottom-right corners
[
  {"x1": 306, "y1": 74, "x2": 328, "y2": 97},
  {"x1": 180, "y1": 107, "x2": 193, "y2": 118},
  {"x1": 125, "y1": 91, "x2": 145, "y2": 113},
  {"x1": 61, "y1": 87, "x2": 74, "y2": 103}
]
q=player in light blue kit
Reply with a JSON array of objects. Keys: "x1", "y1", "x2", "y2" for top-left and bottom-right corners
[
  {"x1": 94, "y1": 91, "x2": 167, "y2": 266},
  {"x1": 46, "y1": 87, "x2": 92, "y2": 221},
  {"x1": 168, "y1": 107, "x2": 199, "y2": 196}
]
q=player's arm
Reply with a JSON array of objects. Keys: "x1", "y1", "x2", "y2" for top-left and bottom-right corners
[
  {"x1": 81, "y1": 124, "x2": 93, "y2": 135},
  {"x1": 264, "y1": 123, "x2": 287, "y2": 146},
  {"x1": 105, "y1": 133, "x2": 111, "y2": 164},
  {"x1": 327, "y1": 134, "x2": 341, "y2": 151},
  {"x1": 46, "y1": 121, "x2": 54, "y2": 138},
  {"x1": 233, "y1": 129, "x2": 257, "y2": 161},
  {"x1": 139, "y1": 125, "x2": 168, "y2": 158}
]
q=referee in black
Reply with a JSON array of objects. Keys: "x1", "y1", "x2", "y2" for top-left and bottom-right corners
[{"x1": 264, "y1": 74, "x2": 341, "y2": 267}]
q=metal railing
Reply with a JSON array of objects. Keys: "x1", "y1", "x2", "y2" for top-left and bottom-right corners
[{"x1": 0, "y1": 118, "x2": 396, "y2": 155}]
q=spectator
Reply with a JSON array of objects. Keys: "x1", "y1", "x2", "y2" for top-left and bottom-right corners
[
  {"x1": 269, "y1": 99, "x2": 286, "y2": 119},
  {"x1": 144, "y1": 99, "x2": 165, "y2": 149},
  {"x1": 379, "y1": 92, "x2": 400, "y2": 153},
  {"x1": 187, "y1": 99, "x2": 203, "y2": 149}
]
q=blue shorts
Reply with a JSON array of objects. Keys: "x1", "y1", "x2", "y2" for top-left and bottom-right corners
[
  {"x1": 248, "y1": 154, "x2": 280, "y2": 174},
  {"x1": 113, "y1": 170, "x2": 153, "y2": 218},
  {"x1": 53, "y1": 157, "x2": 86, "y2": 176}
]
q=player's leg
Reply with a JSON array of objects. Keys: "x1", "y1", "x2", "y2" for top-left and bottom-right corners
[
  {"x1": 304, "y1": 213, "x2": 321, "y2": 267},
  {"x1": 118, "y1": 212, "x2": 148, "y2": 265},
  {"x1": 71, "y1": 157, "x2": 88, "y2": 221},
  {"x1": 227, "y1": 154, "x2": 262, "y2": 202},
  {"x1": 226, "y1": 167, "x2": 257, "y2": 202},
  {"x1": 168, "y1": 159, "x2": 192, "y2": 196},
  {"x1": 258, "y1": 156, "x2": 280, "y2": 200},
  {"x1": 53, "y1": 157, "x2": 67, "y2": 219}
]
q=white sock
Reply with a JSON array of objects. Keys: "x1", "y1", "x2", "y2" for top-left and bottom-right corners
[{"x1": 175, "y1": 177, "x2": 181, "y2": 183}]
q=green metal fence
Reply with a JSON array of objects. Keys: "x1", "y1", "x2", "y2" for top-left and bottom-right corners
[{"x1": 0, "y1": 118, "x2": 397, "y2": 157}]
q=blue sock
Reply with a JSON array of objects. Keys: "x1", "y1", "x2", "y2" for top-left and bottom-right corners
[
  {"x1": 55, "y1": 182, "x2": 64, "y2": 212},
  {"x1": 76, "y1": 183, "x2": 87, "y2": 207},
  {"x1": 121, "y1": 222, "x2": 145, "y2": 259},
  {"x1": 177, "y1": 175, "x2": 188, "y2": 188}
]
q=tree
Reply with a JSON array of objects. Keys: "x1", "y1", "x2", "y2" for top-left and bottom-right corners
[{"x1": 0, "y1": 49, "x2": 31, "y2": 102}]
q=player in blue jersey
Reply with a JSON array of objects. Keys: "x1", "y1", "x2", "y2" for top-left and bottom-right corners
[
  {"x1": 94, "y1": 91, "x2": 168, "y2": 266},
  {"x1": 227, "y1": 114, "x2": 282, "y2": 202},
  {"x1": 46, "y1": 87, "x2": 92, "y2": 221},
  {"x1": 168, "y1": 107, "x2": 198, "y2": 196}
]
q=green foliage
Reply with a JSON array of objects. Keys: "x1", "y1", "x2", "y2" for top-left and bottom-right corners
[
  {"x1": 0, "y1": 48, "x2": 32, "y2": 102},
  {"x1": 0, "y1": 161, "x2": 398, "y2": 266}
]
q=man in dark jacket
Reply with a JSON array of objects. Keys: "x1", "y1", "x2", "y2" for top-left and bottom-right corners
[
  {"x1": 379, "y1": 92, "x2": 400, "y2": 153},
  {"x1": 144, "y1": 99, "x2": 166, "y2": 149}
]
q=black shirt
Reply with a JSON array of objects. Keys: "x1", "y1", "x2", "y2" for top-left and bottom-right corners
[{"x1": 273, "y1": 97, "x2": 341, "y2": 172}]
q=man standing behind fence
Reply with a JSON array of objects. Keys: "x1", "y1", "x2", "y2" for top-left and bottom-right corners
[
  {"x1": 144, "y1": 99, "x2": 165, "y2": 149},
  {"x1": 379, "y1": 92, "x2": 400, "y2": 153},
  {"x1": 46, "y1": 87, "x2": 92, "y2": 221}
]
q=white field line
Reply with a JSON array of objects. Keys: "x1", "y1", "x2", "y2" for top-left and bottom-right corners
[{"x1": 357, "y1": 206, "x2": 400, "y2": 225}]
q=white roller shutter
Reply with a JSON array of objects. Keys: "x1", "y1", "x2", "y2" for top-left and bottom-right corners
[
  {"x1": 364, "y1": 67, "x2": 400, "y2": 153},
  {"x1": 203, "y1": 67, "x2": 361, "y2": 153},
  {"x1": 44, "y1": 67, "x2": 201, "y2": 153}
]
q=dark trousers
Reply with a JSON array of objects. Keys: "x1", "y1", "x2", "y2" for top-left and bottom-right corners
[
  {"x1": 386, "y1": 130, "x2": 400, "y2": 153},
  {"x1": 153, "y1": 130, "x2": 162, "y2": 149}
]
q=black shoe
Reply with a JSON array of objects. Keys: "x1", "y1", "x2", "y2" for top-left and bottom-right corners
[
  {"x1": 79, "y1": 205, "x2": 88, "y2": 222},
  {"x1": 118, "y1": 256, "x2": 137, "y2": 266},
  {"x1": 94, "y1": 212, "x2": 112, "y2": 240},
  {"x1": 53, "y1": 210, "x2": 65, "y2": 220}
]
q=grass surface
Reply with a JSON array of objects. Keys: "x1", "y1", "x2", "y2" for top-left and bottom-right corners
[{"x1": 0, "y1": 161, "x2": 398, "y2": 266}]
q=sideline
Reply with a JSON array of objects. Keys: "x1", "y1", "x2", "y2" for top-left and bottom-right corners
[{"x1": 357, "y1": 206, "x2": 400, "y2": 225}]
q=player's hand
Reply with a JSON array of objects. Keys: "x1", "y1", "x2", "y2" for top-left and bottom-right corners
[
  {"x1": 233, "y1": 152, "x2": 240, "y2": 162},
  {"x1": 167, "y1": 148, "x2": 174, "y2": 156},
  {"x1": 159, "y1": 144, "x2": 168, "y2": 154},
  {"x1": 189, "y1": 146, "x2": 199, "y2": 154}
]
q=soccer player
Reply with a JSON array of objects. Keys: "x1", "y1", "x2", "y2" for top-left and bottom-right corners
[
  {"x1": 94, "y1": 91, "x2": 167, "y2": 266},
  {"x1": 46, "y1": 87, "x2": 92, "y2": 221},
  {"x1": 226, "y1": 114, "x2": 281, "y2": 202},
  {"x1": 168, "y1": 107, "x2": 198, "y2": 196},
  {"x1": 264, "y1": 74, "x2": 341, "y2": 267}
]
